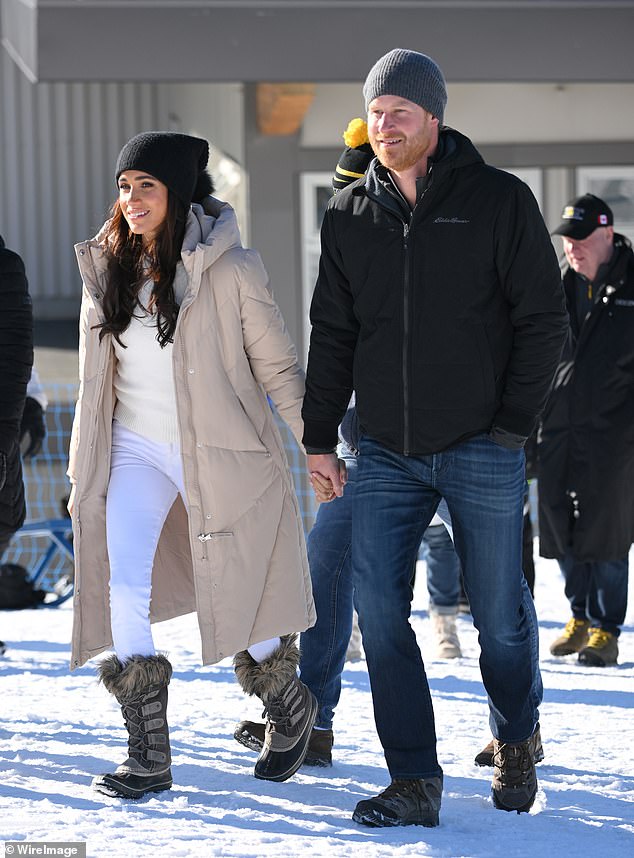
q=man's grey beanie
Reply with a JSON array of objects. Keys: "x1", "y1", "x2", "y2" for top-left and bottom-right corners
[{"x1": 363, "y1": 48, "x2": 447, "y2": 124}]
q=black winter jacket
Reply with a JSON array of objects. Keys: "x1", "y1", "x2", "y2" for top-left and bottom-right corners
[
  {"x1": 538, "y1": 236, "x2": 634, "y2": 562},
  {"x1": 0, "y1": 236, "x2": 33, "y2": 542},
  {"x1": 302, "y1": 129, "x2": 567, "y2": 456}
]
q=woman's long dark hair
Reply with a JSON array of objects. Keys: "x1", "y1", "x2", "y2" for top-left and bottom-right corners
[{"x1": 96, "y1": 190, "x2": 187, "y2": 348}]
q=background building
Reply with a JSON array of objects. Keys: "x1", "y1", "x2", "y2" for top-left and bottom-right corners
[{"x1": 2, "y1": 0, "x2": 634, "y2": 359}]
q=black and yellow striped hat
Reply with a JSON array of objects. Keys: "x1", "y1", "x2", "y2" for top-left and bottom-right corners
[{"x1": 332, "y1": 118, "x2": 374, "y2": 193}]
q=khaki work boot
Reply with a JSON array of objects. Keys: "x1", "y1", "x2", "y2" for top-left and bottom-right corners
[
  {"x1": 578, "y1": 628, "x2": 619, "y2": 666},
  {"x1": 429, "y1": 608, "x2": 462, "y2": 659},
  {"x1": 475, "y1": 722, "x2": 544, "y2": 767},
  {"x1": 549, "y1": 618, "x2": 590, "y2": 656}
]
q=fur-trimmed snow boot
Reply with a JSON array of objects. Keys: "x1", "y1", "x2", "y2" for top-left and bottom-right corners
[
  {"x1": 234, "y1": 635, "x2": 317, "y2": 782},
  {"x1": 92, "y1": 653, "x2": 173, "y2": 799}
]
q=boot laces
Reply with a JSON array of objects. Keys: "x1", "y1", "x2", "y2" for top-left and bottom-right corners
[
  {"x1": 262, "y1": 680, "x2": 300, "y2": 732},
  {"x1": 378, "y1": 779, "x2": 428, "y2": 811},
  {"x1": 122, "y1": 700, "x2": 150, "y2": 759},
  {"x1": 121, "y1": 688, "x2": 164, "y2": 761},
  {"x1": 564, "y1": 617, "x2": 588, "y2": 636},
  {"x1": 587, "y1": 627, "x2": 612, "y2": 648},
  {"x1": 494, "y1": 742, "x2": 532, "y2": 788}
]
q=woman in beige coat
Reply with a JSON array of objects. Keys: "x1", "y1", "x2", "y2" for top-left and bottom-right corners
[{"x1": 68, "y1": 132, "x2": 316, "y2": 799}]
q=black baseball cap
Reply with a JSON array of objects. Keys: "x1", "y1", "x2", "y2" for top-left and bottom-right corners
[{"x1": 552, "y1": 193, "x2": 614, "y2": 240}]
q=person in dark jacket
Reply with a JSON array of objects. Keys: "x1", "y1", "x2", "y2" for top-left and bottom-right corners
[
  {"x1": 302, "y1": 49, "x2": 568, "y2": 826},
  {"x1": 234, "y1": 128, "x2": 469, "y2": 769},
  {"x1": 541, "y1": 194, "x2": 633, "y2": 667},
  {"x1": 0, "y1": 236, "x2": 34, "y2": 561}
]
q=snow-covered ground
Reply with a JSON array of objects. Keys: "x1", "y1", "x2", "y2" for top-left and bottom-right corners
[{"x1": 1, "y1": 549, "x2": 633, "y2": 858}]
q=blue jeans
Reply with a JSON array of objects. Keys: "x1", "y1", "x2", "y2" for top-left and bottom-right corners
[
  {"x1": 559, "y1": 550, "x2": 629, "y2": 636},
  {"x1": 300, "y1": 448, "x2": 454, "y2": 730},
  {"x1": 353, "y1": 435, "x2": 542, "y2": 779},
  {"x1": 299, "y1": 450, "x2": 357, "y2": 730},
  {"x1": 420, "y1": 524, "x2": 461, "y2": 611}
]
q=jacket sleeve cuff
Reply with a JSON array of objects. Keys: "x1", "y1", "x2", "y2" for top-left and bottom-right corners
[
  {"x1": 302, "y1": 419, "x2": 340, "y2": 453},
  {"x1": 489, "y1": 425, "x2": 528, "y2": 450},
  {"x1": 304, "y1": 445, "x2": 337, "y2": 455},
  {"x1": 491, "y1": 404, "x2": 537, "y2": 439}
]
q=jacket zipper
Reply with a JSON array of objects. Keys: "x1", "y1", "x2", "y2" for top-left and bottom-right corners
[
  {"x1": 402, "y1": 219, "x2": 411, "y2": 455},
  {"x1": 365, "y1": 167, "x2": 434, "y2": 456},
  {"x1": 394, "y1": 172, "x2": 433, "y2": 456}
]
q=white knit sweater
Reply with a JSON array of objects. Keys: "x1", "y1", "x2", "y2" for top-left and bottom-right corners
[{"x1": 113, "y1": 266, "x2": 187, "y2": 443}]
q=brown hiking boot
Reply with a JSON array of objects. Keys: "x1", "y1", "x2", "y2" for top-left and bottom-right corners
[
  {"x1": 549, "y1": 618, "x2": 590, "y2": 656},
  {"x1": 491, "y1": 730, "x2": 538, "y2": 813},
  {"x1": 475, "y1": 722, "x2": 544, "y2": 767},
  {"x1": 352, "y1": 776, "x2": 443, "y2": 828},
  {"x1": 578, "y1": 628, "x2": 618, "y2": 666},
  {"x1": 234, "y1": 719, "x2": 333, "y2": 767}
]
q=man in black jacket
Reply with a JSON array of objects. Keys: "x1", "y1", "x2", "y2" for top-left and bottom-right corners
[
  {"x1": 542, "y1": 194, "x2": 633, "y2": 667},
  {"x1": 302, "y1": 49, "x2": 567, "y2": 826},
  {"x1": 0, "y1": 235, "x2": 34, "y2": 560}
]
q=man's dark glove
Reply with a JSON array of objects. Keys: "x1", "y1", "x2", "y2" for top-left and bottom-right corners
[
  {"x1": 0, "y1": 450, "x2": 6, "y2": 492},
  {"x1": 20, "y1": 397, "x2": 46, "y2": 458}
]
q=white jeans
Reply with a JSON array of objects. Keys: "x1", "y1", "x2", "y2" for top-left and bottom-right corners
[{"x1": 106, "y1": 421, "x2": 279, "y2": 663}]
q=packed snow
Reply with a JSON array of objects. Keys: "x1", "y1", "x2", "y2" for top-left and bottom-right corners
[{"x1": 1, "y1": 548, "x2": 633, "y2": 857}]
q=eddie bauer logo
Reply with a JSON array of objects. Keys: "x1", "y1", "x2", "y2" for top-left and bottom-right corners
[{"x1": 434, "y1": 217, "x2": 470, "y2": 223}]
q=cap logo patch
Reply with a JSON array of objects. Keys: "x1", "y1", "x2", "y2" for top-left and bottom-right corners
[
  {"x1": 563, "y1": 205, "x2": 585, "y2": 222},
  {"x1": 599, "y1": 214, "x2": 609, "y2": 225}
]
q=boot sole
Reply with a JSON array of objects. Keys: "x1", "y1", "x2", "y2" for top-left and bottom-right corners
[
  {"x1": 92, "y1": 772, "x2": 173, "y2": 799},
  {"x1": 254, "y1": 692, "x2": 318, "y2": 783},
  {"x1": 233, "y1": 727, "x2": 263, "y2": 754},
  {"x1": 578, "y1": 651, "x2": 618, "y2": 666},
  {"x1": 491, "y1": 787, "x2": 536, "y2": 814},
  {"x1": 550, "y1": 647, "x2": 584, "y2": 656},
  {"x1": 352, "y1": 807, "x2": 439, "y2": 828}
]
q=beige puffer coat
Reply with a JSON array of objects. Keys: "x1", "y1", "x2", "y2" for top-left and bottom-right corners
[{"x1": 68, "y1": 198, "x2": 315, "y2": 670}]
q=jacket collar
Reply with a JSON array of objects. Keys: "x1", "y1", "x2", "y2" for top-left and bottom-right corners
[{"x1": 355, "y1": 127, "x2": 482, "y2": 204}]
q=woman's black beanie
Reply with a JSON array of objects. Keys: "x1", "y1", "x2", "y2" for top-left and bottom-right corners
[{"x1": 115, "y1": 131, "x2": 214, "y2": 207}]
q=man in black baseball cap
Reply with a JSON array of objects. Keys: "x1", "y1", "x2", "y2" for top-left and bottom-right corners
[
  {"x1": 540, "y1": 193, "x2": 634, "y2": 668},
  {"x1": 552, "y1": 193, "x2": 615, "y2": 302},
  {"x1": 552, "y1": 193, "x2": 613, "y2": 241}
]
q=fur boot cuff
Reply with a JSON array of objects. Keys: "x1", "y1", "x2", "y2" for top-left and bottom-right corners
[
  {"x1": 233, "y1": 634, "x2": 299, "y2": 702},
  {"x1": 98, "y1": 653, "x2": 172, "y2": 704}
]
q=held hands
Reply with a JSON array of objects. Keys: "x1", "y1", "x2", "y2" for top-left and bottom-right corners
[{"x1": 307, "y1": 453, "x2": 347, "y2": 503}]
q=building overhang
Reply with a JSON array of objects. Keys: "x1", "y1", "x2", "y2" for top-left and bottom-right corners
[{"x1": 3, "y1": 1, "x2": 634, "y2": 84}]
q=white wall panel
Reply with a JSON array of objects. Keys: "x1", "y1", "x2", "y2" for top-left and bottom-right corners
[{"x1": 0, "y1": 50, "x2": 167, "y2": 317}]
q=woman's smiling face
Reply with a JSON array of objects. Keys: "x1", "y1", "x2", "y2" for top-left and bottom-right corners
[{"x1": 117, "y1": 170, "x2": 169, "y2": 244}]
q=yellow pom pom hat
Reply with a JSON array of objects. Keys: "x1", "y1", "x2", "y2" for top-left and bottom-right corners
[{"x1": 332, "y1": 118, "x2": 374, "y2": 193}]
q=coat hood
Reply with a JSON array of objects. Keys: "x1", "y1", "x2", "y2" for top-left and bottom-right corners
[{"x1": 180, "y1": 196, "x2": 243, "y2": 275}]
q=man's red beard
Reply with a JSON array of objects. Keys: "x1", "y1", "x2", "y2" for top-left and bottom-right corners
[{"x1": 370, "y1": 127, "x2": 433, "y2": 172}]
